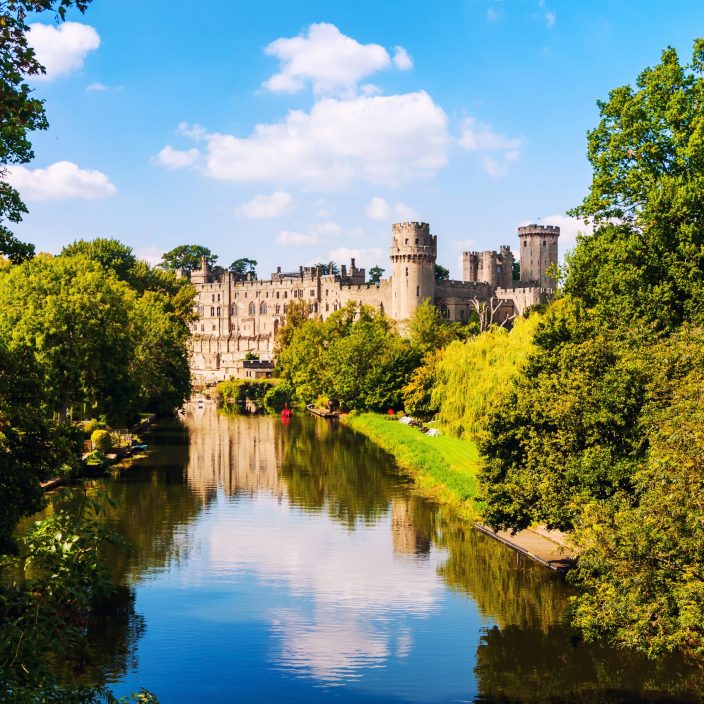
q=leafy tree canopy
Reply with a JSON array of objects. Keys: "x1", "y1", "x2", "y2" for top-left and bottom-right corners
[
  {"x1": 434, "y1": 264, "x2": 450, "y2": 282},
  {"x1": 0, "y1": 0, "x2": 93, "y2": 263},
  {"x1": 315, "y1": 261, "x2": 339, "y2": 275},
  {"x1": 160, "y1": 244, "x2": 217, "y2": 272},
  {"x1": 229, "y1": 257, "x2": 257, "y2": 280},
  {"x1": 368, "y1": 265, "x2": 385, "y2": 285}
]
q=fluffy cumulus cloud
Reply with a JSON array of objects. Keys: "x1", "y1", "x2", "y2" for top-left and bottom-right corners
[
  {"x1": 366, "y1": 196, "x2": 417, "y2": 223},
  {"x1": 179, "y1": 91, "x2": 447, "y2": 190},
  {"x1": 459, "y1": 117, "x2": 523, "y2": 178},
  {"x1": 27, "y1": 22, "x2": 100, "y2": 81},
  {"x1": 7, "y1": 161, "x2": 116, "y2": 200},
  {"x1": 276, "y1": 221, "x2": 342, "y2": 246},
  {"x1": 263, "y1": 23, "x2": 412, "y2": 96},
  {"x1": 154, "y1": 145, "x2": 200, "y2": 170},
  {"x1": 327, "y1": 247, "x2": 386, "y2": 271},
  {"x1": 236, "y1": 191, "x2": 293, "y2": 219}
]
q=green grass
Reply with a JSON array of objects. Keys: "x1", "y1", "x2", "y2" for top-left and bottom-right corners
[{"x1": 343, "y1": 413, "x2": 483, "y2": 519}]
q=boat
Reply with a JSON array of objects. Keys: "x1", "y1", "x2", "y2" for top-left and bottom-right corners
[{"x1": 306, "y1": 404, "x2": 339, "y2": 419}]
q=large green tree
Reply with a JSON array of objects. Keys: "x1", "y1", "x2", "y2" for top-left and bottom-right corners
[
  {"x1": 0, "y1": 0, "x2": 93, "y2": 262},
  {"x1": 159, "y1": 244, "x2": 217, "y2": 272}
]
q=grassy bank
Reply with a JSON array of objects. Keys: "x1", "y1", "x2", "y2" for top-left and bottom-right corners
[{"x1": 342, "y1": 413, "x2": 483, "y2": 519}]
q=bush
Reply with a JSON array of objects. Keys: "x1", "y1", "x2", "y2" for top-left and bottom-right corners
[
  {"x1": 263, "y1": 383, "x2": 291, "y2": 413},
  {"x1": 90, "y1": 429, "x2": 112, "y2": 453}
]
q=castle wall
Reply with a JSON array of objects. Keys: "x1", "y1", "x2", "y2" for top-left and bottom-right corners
[{"x1": 188, "y1": 220, "x2": 559, "y2": 384}]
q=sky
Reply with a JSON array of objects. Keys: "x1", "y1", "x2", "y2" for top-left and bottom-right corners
[{"x1": 9, "y1": 0, "x2": 704, "y2": 278}]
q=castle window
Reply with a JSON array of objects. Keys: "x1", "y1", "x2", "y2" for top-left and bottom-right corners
[
  {"x1": 244, "y1": 292, "x2": 247, "y2": 298},
  {"x1": 201, "y1": 324, "x2": 204, "y2": 332},
  {"x1": 210, "y1": 307, "x2": 215, "y2": 316},
  {"x1": 284, "y1": 291, "x2": 288, "y2": 299},
  {"x1": 212, "y1": 324, "x2": 216, "y2": 330},
  {"x1": 415, "y1": 239, "x2": 418, "y2": 245},
  {"x1": 216, "y1": 307, "x2": 220, "y2": 316},
  {"x1": 405, "y1": 239, "x2": 408, "y2": 244},
  {"x1": 217, "y1": 294, "x2": 220, "y2": 301},
  {"x1": 326, "y1": 303, "x2": 329, "y2": 312},
  {"x1": 310, "y1": 290, "x2": 315, "y2": 296},
  {"x1": 313, "y1": 303, "x2": 318, "y2": 313},
  {"x1": 266, "y1": 291, "x2": 269, "y2": 298},
  {"x1": 543, "y1": 240, "x2": 546, "y2": 246},
  {"x1": 416, "y1": 285, "x2": 419, "y2": 297},
  {"x1": 248, "y1": 302, "x2": 256, "y2": 315},
  {"x1": 275, "y1": 304, "x2": 281, "y2": 314},
  {"x1": 211, "y1": 294, "x2": 215, "y2": 302},
  {"x1": 232, "y1": 304, "x2": 237, "y2": 316},
  {"x1": 276, "y1": 291, "x2": 280, "y2": 299},
  {"x1": 283, "y1": 304, "x2": 288, "y2": 313},
  {"x1": 524, "y1": 241, "x2": 527, "y2": 247},
  {"x1": 405, "y1": 267, "x2": 408, "y2": 277},
  {"x1": 260, "y1": 302, "x2": 267, "y2": 315}
]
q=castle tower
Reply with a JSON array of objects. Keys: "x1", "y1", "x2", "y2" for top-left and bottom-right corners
[
  {"x1": 499, "y1": 245, "x2": 515, "y2": 288},
  {"x1": 190, "y1": 255, "x2": 210, "y2": 286},
  {"x1": 390, "y1": 222, "x2": 437, "y2": 320},
  {"x1": 518, "y1": 224, "x2": 559, "y2": 288},
  {"x1": 462, "y1": 251, "x2": 479, "y2": 282}
]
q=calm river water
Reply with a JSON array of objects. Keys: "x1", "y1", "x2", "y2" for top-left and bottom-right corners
[{"x1": 49, "y1": 405, "x2": 704, "y2": 703}]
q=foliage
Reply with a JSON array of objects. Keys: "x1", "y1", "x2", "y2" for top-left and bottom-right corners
[
  {"x1": 0, "y1": 340, "x2": 78, "y2": 553},
  {"x1": 343, "y1": 413, "x2": 481, "y2": 517},
  {"x1": 567, "y1": 40, "x2": 704, "y2": 332},
  {"x1": 408, "y1": 298, "x2": 470, "y2": 355},
  {"x1": 367, "y1": 265, "x2": 384, "y2": 284},
  {"x1": 0, "y1": 0, "x2": 93, "y2": 263},
  {"x1": 434, "y1": 264, "x2": 450, "y2": 282},
  {"x1": 262, "y1": 382, "x2": 292, "y2": 413},
  {"x1": 90, "y1": 430, "x2": 111, "y2": 453},
  {"x1": 272, "y1": 299, "x2": 310, "y2": 357},
  {"x1": 159, "y1": 245, "x2": 217, "y2": 272},
  {"x1": 244, "y1": 351, "x2": 259, "y2": 360},
  {"x1": 476, "y1": 39, "x2": 704, "y2": 659},
  {"x1": 402, "y1": 350, "x2": 442, "y2": 420},
  {"x1": 276, "y1": 302, "x2": 422, "y2": 411},
  {"x1": 314, "y1": 261, "x2": 339, "y2": 275},
  {"x1": 62, "y1": 239, "x2": 136, "y2": 281},
  {"x1": 216, "y1": 378, "x2": 276, "y2": 407},
  {"x1": 228, "y1": 258, "x2": 257, "y2": 280},
  {"x1": 432, "y1": 314, "x2": 539, "y2": 440},
  {"x1": 0, "y1": 491, "x2": 159, "y2": 702}
]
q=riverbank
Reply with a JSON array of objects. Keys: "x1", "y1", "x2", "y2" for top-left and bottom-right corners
[
  {"x1": 342, "y1": 413, "x2": 483, "y2": 520},
  {"x1": 342, "y1": 412, "x2": 576, "y2": 571}
]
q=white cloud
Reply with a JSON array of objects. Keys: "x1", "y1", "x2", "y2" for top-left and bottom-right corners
[
  {"x1": 7, "y1": 161, "x2": 116, "y2": 201},
  {"x1": 86, "y1": 81, "x2": 122, "y2": 93},
  {"x1": 236, "y1": 191, "x2": 293, "y2": 219},
  {"x1": 154, "y1": 145, "x2": 200, "y2": 170},
  {"x1": 276, "y1": 221, "x2": 342, "y2": 246},
  {"x1": 28, "y1": 22, "x2": 100, "y2": 81},
  {"x1": 328, "y1": 247, "x2": 386, "y2": 270},
  {"x1": 179, "y1": 91, "x2": 448, "y2": 190},
  {"x1": 392, "y1": 46, "x2": 413, "y2": 70},
  {"x1": 459, "y1": 117, "x2": 522, "y2": 178},
  {"x1": 545, "y1": 10, "x2": 556, "y2": 28},
  {"x1": 366, "y1": 196, "x2": 417, "y2": 222},
  {"x1": 263, "y1": 23, "x2": 410, "y2": 96}
]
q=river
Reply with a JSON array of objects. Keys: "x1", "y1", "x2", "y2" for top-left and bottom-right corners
[{"x1": 46, "y1": 404, "x2": 704, "y2": 702}]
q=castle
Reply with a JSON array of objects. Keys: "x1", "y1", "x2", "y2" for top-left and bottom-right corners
[{"x1": 188, "y1": 222, "x2": 559, "y2": 384}]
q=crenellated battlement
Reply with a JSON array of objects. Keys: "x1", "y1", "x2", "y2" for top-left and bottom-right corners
[{"x1": 518, "y1": 224, "x2": 560, "y2": 235}]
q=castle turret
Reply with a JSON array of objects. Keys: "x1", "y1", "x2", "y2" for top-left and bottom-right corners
[
  {"x1": 499, "y1": 245, "x2": 514, "y2": 288},
  {"x1": 518, "y1": 224, "x2": 559, "y2": 288},
  {"x1": 390, "y1": 222, "x2": 436, "y2": 321},
  {"x1": 190, "y1": 255, "x2": 210, "y2": 285}
]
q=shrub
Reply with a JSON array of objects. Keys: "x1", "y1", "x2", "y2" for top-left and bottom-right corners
[
  {"x1": 263, "y1": 383, "x2": 291, "y2": 413},
  {"x1": 90, "y1": 429, "x2": 112, "y2": 453}
]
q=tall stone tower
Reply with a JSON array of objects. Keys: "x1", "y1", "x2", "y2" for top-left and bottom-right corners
[
  {"x1": 518, "y1": 224, "x2": 559, "y2": 288},
  {"x1": 390, "y1": 222, "x2": 437, "y2": 320}
]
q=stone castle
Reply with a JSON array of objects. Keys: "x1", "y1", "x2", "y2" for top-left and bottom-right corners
[{"x1": 188, "y1": 222, "x2": 559, "y2": 383}]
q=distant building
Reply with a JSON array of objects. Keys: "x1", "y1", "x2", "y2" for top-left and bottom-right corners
[{"x1": 188, "y1": 221, "x2": 558, "y2": 384}]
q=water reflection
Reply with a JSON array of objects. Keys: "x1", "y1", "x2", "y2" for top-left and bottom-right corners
[{"x1": 39, "y1": 407, "x2": 704, "y2": 702}]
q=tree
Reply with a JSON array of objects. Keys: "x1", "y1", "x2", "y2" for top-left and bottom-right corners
[
  {"x1": 368, "y1": 265, "x2": 385, "y2": 284},
  {"x1": 567, "y1": 39, "x2": 704, "y2": 332},
  {"x1": 408, "y1": 298, "x2": 459, "y2": 354},
  {"x1": 160, "y1": 244, "x2": 217, "y2": 272},
  {"x1": 0, "y1": 254, "x2": 137, "y2": 423},
  {"x1": 434, "y1": 264, "x2": 450, "y2": 282},
  {"x1": 0, "y1": 1, "x2": 93, "y2": 262},
  {"x1": 229, "y1": 257, "x2": 257, "y2": 280},
  {"x1": 62, "y1": 237, "x2": 136, "y2": 280},
  {"x1": 315, "y1": 261, "x2": 339, "y2": 275}
]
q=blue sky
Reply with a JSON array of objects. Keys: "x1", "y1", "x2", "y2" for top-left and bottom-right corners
[{"x1": 10, "y1": 0, "x2": 704, "y2": 277}]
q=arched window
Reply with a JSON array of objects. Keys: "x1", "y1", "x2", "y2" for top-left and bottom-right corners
[
  {"x1": 248, "y1": 302, "x2": 256, "y2": 315},
  {"x1": 275, "y1": 304, "x2": 281, "y2": 314},
  {"x1": 210, "y1": 306, "x2": 215, "y2": 317},
  {"x1": 260, "y1": 302, "x2": 267, "y2": 315},
  {"x1": 216, "y1": 307, "x2": 220, "y2": 316},
  {"x1": 231, "y1": 304, "x2": 238, "y2": 316}
]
